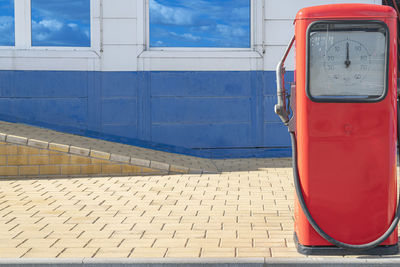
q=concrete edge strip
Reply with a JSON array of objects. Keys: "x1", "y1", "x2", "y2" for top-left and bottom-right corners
[
  {"x1": 0, "y1": 131, "x2": 202, "y2": 175},
  {"x1": 1, "y1": 257, "x2": 400, "y2": 266}
]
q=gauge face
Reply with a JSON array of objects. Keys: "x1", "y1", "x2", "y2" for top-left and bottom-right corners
[
  {"x1": 308, "y1": 22, "x2": 387, "y2": 101},
  {"x1": 324, "y1": 39, "x2": 370, "y2": 86}
]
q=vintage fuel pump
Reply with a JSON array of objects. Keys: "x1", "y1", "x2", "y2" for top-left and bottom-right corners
[{"x1": 275, "y1": 4, "x2": 400, "y2": 255}]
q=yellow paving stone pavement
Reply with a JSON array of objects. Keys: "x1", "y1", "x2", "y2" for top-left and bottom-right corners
[
  {"x1": 0, "y1": 160, "x2": 398, "y2": 260},
  {"x1": 129, "y1": 248, "x2": 167, "y2": 258},
  {"x1": 57, "y1": 248, "x2": 99, "y2": 258},
  {"x1": 23, "y1": 248, "x2": 64, "y2": 258}
]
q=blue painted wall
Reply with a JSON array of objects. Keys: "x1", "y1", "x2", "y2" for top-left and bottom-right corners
[{"x1": 0, "y1": 70, "x2": 293, "y2": 158}]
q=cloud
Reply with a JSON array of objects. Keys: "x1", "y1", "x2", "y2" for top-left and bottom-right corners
[
  {"x1": 150, "y1": 0, "x2": 193, "y2": 26},
  {"x1": 150, "y1": 0, "x2": 250, "y2": 48},
  {"x1": 37, "y1": 19, "x2": 63, "y2": 31},
  {"x1": 170, "y1": 32, "x2": 201, "y2": 42},
  {"x1": 32, "y1": 19, "x2": 90, "y2": 46},
  {"x1": 179, "y1": 33, "x2": 201, "y2": 41},
  {"x1": 31, "y1": 0, "x2": 90, "y2": 23},
  {"x1": 31, "y1": 0, "x2": 90, "y2": 46},
  {"x1": 216, "y1": 24, "x2": 247, "y2": 38},
  {"x1": 67, "y1": 23, "x2": 78, "y2": 29},
  {"x1": 0, "y1": 15, "x2": 14, "y2": 46}
]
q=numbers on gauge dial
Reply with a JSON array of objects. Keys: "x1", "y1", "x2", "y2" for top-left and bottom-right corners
[{"x1": 324, "y1": 39, "x2": 370, "y2": 86}]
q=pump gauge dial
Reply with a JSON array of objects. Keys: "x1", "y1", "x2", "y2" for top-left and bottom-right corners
[
  {"x1": 308, "y1": 22, "x2": 388, "y2": 101},
  {"x1": 323, "y1": 39, "x2": 370, "y2": 85}
]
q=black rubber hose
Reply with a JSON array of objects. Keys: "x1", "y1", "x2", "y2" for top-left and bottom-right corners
[{"x1": 290, "y1": 99, "x2": 400, "y2": 250}]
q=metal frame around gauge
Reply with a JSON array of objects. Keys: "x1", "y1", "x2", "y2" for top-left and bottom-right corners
[{"x1": 306, "y1": 20, "x2": 390, "y2": 103}]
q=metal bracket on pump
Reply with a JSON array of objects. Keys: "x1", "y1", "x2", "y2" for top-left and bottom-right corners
[{"x1": 274, "y1": 36, "x2": 295, "y2": 125}]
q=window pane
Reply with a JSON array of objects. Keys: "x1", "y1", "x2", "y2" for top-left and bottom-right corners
[
  {"x1": 150, "y1": 0, "x2": 250, "y2": 48},
  {"x1": 31, "y1": 0, "x2": 90, "y2": 47},
  {"x1": 0, "y1": 0, "x2": 14, "y2": 46}
]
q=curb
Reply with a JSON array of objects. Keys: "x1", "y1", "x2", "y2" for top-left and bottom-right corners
[
  {"x1": 1, "y1": 257, "x2": 400, "y2": 266},
  {"x1": 0, "y1": 132, "x2": 203, "y2": 175}
]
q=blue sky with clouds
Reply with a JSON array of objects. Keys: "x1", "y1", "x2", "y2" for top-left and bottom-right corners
[
  {"x1": 150, "y1": 0, "x2": 251, "y2": 48},
  {"x1": 0, "y1": 0, "x2": 14, "y2": 46},
  {"x1": 31, "y1": 0, "x2": 90, "y2": 47}
]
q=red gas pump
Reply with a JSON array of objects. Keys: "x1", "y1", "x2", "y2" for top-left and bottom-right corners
[{"x1": 275, "y1": 4, "x2": 400, "y2": 255}]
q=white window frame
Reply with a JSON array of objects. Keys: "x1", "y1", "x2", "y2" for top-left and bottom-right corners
[
  {"x1": 139, "y1": 0, "x2": 264, "y2": 58},
  {"x1": 0, "y1": 0, "x2": 100, "y2": 58}
]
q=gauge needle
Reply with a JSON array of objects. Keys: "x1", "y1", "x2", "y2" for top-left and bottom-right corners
[{"x1": 345, "y1": 42, "x2": 351, "y2": 68}]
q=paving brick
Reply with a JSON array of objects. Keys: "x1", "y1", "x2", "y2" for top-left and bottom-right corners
[
  {"x1": 0, "y1": 239, "x2": 26, "y2": 248},
  {"x1": 81, "y1": 165, "x2": 101, "y2": 174},
  {"x1": 61, "y1": 165, "x2": 81, "y2": 175},
  {"x1": 270, "y1": 247, "x2": 301, "y2": 257},
  {"x1": 29, "y1": 155, "x2": 50, "y2": 165},
  {"x1": 237, "y1": 247, "x2": 271, "y2": 257},
  {"x1": 201, "y1": 248, "x2": 235, "y2": 258},
  {"x1": 23, "y1": 248, "x2": 63, "y2": 258},
  {"x1": 58, "y1": 248, "x2": 98, "y2": 258},
  {"x1": 0, "y1": 155, "x2": 6, "y2": 165},
  {"x1": 102, "y1": 164, "x2": 122, "y2": 174},
  {"x1": 8, "y1": 155, "x2": 29, "y2": 165},
  {"x1": 153, "y1": 238, "x2": 187, "y2": 248},
  {"x1": 52, "y1": 238, "x2": 91, "y2": 248},
  {"x1": 18, "y1": 238, "x2": 58, "y2": 248},
  {"x1": 0, "y1": 166, "x2": 18, "y2": 176},
  {"x1": 186, "y1": 238, "x2": 220, "y2": 248},
  {"x1": 19, "y1": 166, "x2": 40, "y2": 176},
  {"x1": 91, "y1": 158, "x2": 110, "y2": 164},
  {"x1": 39, "y1": 149, "x2": 50, "y2": 155},
  {"x1": 6, "y1": 135, "x2": 27, "y2": 145},
  {"x1": 0, "y1": 248, "x2": 30, "y2": 258},
  {"x1": 110, "y1": 154, "x2": 130, "y2": 163},
  {"x1": 166, "y1": 248, "x2": 201, "y2": 258},
  {"x1": 86, "y1": 238, "x2": 123, "y2": 248},
  {"x1": 39, "y1": 165, "x2": 61, "y2": 175},
  {"x1": 69, "y1": 146, "x2": 90, "y2": 156},
  {"x1": 174, "y1": 230, "x2": 205, "y2": 239},
  {"x1": 0, "y1": 145, "x2": 17, "y2": 155},
  {"x1": 18, "y1": 146, "x2": 40, "y2": 155},
  {"x1": 90, "y1": 150, "x2": 110, "y2": 160},
  {"x1": 129, "y1": 248, "x2": 167, "y2": 258},
  {"x1": 27, "y1": 139, "x2": 48, "y2": 149},
  {"x1": 122, "y1": 165, "x2": 142, "y2": 174},
  {"x1": 142, "y1": 167, "x2": 163, "y2": 173},
  {"x1": 119, "y1": 239, "x2": 155, "y2": 248},
  {"x1": 170, "y1": 165, "x2": 189, "y2": 174},
  {"x1": 49, "y1": 143, "x2": 69, "y2": 153},
  {"x1": 130, "y1": 157, "x2": 150, "y2": 167},
  {"x1": 94, "y1": 248, "x2": 132, "y2": 258},
  {"x1": 70, "y1": 155, "x2": 91, "y2": 164},
  {"x1": 49, "y1": 154, "x2": 70, "y2": 165},
  {"x1": 220, "y1": 238, "x2": 253, "y2": 248},
  {"x1": 150, "y1": 161, "x2": 170, "y2": 171}
]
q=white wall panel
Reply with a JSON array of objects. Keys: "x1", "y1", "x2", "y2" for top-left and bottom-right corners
[
  {"x1": 263, "y1": 45, "x2": 295, "y2": 71},
  {"x1": 100, "y1": 45, "x2": 138, "y2": 71},
  {"x1": 140, "y1": 56, "x2": 261, "y2": 71},
  {"x1": 102, "y1": 0, "x2": 137, "y2": 18},
  {"x1": 265, "y1": 0, "x2": 378, "y2": 20},
  {"x1": 0, "y1": 57, "x2": 94, "y2": 71},
  {"x1": 264, "y1": 20, "x2": 294, "y2": 46},
  {"x1": 103, "y1": 19, "x2": 137, "y2": 45}
]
